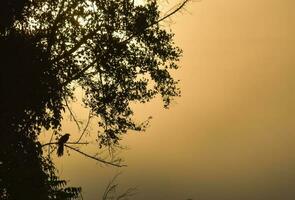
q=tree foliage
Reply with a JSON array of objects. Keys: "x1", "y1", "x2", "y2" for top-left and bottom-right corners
[{"x1": 0, "y1": 0, "x2": 186, "y2": 199}]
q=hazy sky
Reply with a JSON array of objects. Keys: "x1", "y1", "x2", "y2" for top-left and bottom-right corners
[{"x1": 52, "y1": 0, "x2": 295, "y2": 199}]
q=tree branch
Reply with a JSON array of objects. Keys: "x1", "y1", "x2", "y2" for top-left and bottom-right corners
[
  {"x1": 61, "y1": 58, "x2": 97, "y2": 87},
  {"x1": 42, "y1": 141, "x2": 124, "y2": 167},
  {"x1": 161, "y1": 0, "x2": 191, "y2": 21},
  {"x1": 102, "y1": 173, "x2": 137, "y2": 200},
  {"x1": 47, "y1": 0, "x2": 67, "y2": 54},
  {"x1": 64, "y1": 144, "x2": 126, "y2": 167},
  {"x1": 120, "y1": 0, "x2": 191, "y2": 44},
  {"x1": 50, "y1": 30, "x2": 96, "y2": 63},
  {"x1": 41, "y1": 142, "x2": 88, "y2": 147}
]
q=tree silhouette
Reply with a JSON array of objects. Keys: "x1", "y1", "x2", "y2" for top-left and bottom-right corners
[{"x1": 0, "y1": 0, "x2": 190, "y2": 199}]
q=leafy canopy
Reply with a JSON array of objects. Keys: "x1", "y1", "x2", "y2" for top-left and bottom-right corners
[{"x1": 4, "y1": 0, "x2": 181, "y2": 146}]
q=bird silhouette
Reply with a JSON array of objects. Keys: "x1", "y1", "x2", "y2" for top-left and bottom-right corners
[{"x1": 57, "y1": 133, "x2": 70, "y2": 157}]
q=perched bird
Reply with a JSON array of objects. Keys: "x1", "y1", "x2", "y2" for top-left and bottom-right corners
[{"x1": 57, "y1": 133, "x2": 70, "y2": 157}]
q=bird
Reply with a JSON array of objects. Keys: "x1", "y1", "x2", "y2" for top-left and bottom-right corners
[{"x1": 57, "y1": 133, "x2": 70, "y2": 157}]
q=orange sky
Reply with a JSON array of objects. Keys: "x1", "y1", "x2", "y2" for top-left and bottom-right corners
[{"x1": 51, "y1": 0, "x2": 295, "y2": 199}]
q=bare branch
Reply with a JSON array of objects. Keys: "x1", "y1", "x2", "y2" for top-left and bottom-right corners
[
  {"x1": 42, "y1": 141, "x2": 124, "y2": 167},
  {"x1": 116, "y1": 187, "x2": 137, "y2": 200},
  {"x1": 41, "y1": 142, "x2": 88, "y2": 147},
  {"x1": 102, "y1": 173, "x2": 122, "y2": 200},
  {"x1": 64, "y1": 144, "x2": 126, "y2": 167},
  {"x1": 102, "y1": 173, "x2": 137, "y2": 200}
]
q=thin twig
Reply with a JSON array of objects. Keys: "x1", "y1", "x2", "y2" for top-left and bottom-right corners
[
  {"x1": 102, "y1": 172, "x2": 137, "y2": 200},
  {"x1": 102, "y1": 173, "x2": 122, "y2": 200},
  {"x1": 75, "y1": 111, "x2": 92, "y2": 143},
  {"x1": 116, "y1": 187, "x2": 137, "y2": 200},
  {"x1": 48, "y1": 145, "x2": 57, "y2": 156},
  {"x1": 64, "y1": 96, "x2": 81, "y2": 131}
]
